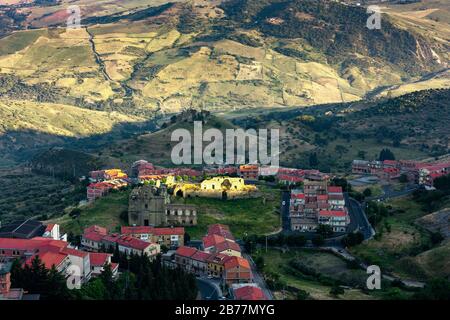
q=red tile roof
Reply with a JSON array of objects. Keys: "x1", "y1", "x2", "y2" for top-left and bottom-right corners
[
  {"x1": 234, "y1": 286, "x2": 267, "y2": 300},
  {"x1": 89, "y1": 253, "x2": 112, "y2": 267},
  {"x1": 207, "y1": 224, "x2": 235, "y2": 240},
  {"x1": 175, "y1": 246, "x2": 198, "y2": 258},
  {"x1": 224, "y1": 256, "x2": 251, "y2": 270},
  {"x1": 83, "y1": 231, "x2": 105, "y2": 242},
  {"x1": 121, "y1": 226, "x2": 153, "y2": 234},
  {"x1": 206, "y1": 253, "x2": 232, "y2": 265},
  {"x1": 191, "y1": 251, "x2": 211, "y2": 263},
  {"x1": 31, "y1": 252, "x2": 67, "y2": 269},
  {"x1": 116, "y1": 236, "x2": 153, "y2": 251},
  {"x1": 84, "y1": 225, "x2": 108, "y2": 236},
  {"x1": 383, "y1": 160, "x2": 398, "y2": 166},
  {"x1": 202, "y1": 234, "x2": 226, "y2": 249},
  {"x1": 215, "y1": 240, "x2": 241, "y2": 253},
  {"x1": 328, "y1": 194, "x2": 344, "y2": 201},
  {"x1": 291, "y1": 193, "x2": 305, "y2": 199},
  {"x1": 121, "y1": 226, "x2": 185, "y2": 236},
  {"x1": 319, "y1": 210, "x2": 347, "y2": 217},
  {"x1": 61, "y1": 247, "x2": 88, "y2": 258},
  {"x1": 153, "y1": 227, "x2": 185, "y2": 236},
  {"x1": 328, "y1": 186, "x2": 343, "y2": 193}
]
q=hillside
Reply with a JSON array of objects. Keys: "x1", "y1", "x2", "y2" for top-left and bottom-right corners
[{"x1": 0, "y1": 0, "x2": 447, "y2": 115}]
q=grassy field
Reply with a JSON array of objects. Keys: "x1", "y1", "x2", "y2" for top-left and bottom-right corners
[
  {"x1": 179, "y1": 186, "x2": 282, "y2": 239},
  {"x1": 52, "y1": 185, "x2": 281, "y2": 239},
  {"x1": 350, "y1": 196, "x2": 434, "y2": 280},
  {"x1": 52, "y1": 190, "x2": 130, "y2": 236},
  {"x1": 253, "y1": 248, "x2": 376, "y2": 300}
]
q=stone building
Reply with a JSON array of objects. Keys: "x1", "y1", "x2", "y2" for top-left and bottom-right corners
[
  {"x1": 173, "y1": 177, "x2": 259, "y2": 200},
  {"x1": 128, "y1": 185, "x2": 197, "y2": 227}
]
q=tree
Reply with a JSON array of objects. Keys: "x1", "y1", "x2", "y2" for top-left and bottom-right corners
[
  {"x1": 330, "y1": 285, "x2": 344, "y2": 297},
  {"x1": 363, "y1": 188, "x2": 372, "y2": 197},
  {"x1": 312, "y1": 235, "x2": 325, "y2": 246},
  {"x1": 434, "y1": 174, "x2": 450, "y2": 193},
  {"x1": 341, "y1": 232, "x2": 364, "y2": 247},
  {"x1": 99, "y1": 263, "x2": 115, "y2": 299},
  {"x1": 379, "y1": 148, "x2": 395, "y2": 161},
  {"x1": 255, "y1": 256, "x2": 265, "y2": 271},
  {"x1": 413, "y1": 278, "x2": 450, "y2": 300},
  {"x1": 399, "y1": 173, "x2": 408, "y2": 183},
  {"x1": 10, "y1": 256, "x2": 72, "y2": 300},
  {"x1": 296, "y1": 289, "x2": 310, "y2": 300},
  {"x1": 335, "y1": 145, "x2": 349, "y2": 157},
  {"x1": 316, "y1": 224, "x2": 333, "y2": 238},
  {"x1": 309, "y1": 153, "x2": 319, "y2": 168}
]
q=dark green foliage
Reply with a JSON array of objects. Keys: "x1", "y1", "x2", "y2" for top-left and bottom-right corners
[
  {"x1": 365, "y1": 201, "x2": 389, "y2": 227},
  {"x1": 363, "y1": 188, "x2": 372, "y2": 197},
  {"x1": 309, "y1": 153, "x2": 319, "y2": 168},
  {"x1": 312, "y1": 235, "x2": 325, "y2": 246},
  {"x1": 434, "y1": 174, "x2": 450, "y2": 193},
  {"x1": 341, "y1": 232, "x2": 365, "y2": 247},
  {"x1": 296, "y1": 289, "x2": 310, "y2": 300},
  {"x1": 10, "y1": 256, "x2": 72, "y2": 300},
  {"x1": 379, "y1": 148, "x2": 396, "y2": 161},
  {"x1": 413, "y1": 278, "x2": 450, "y2": 300},
  {"x1": 316, "y1": 224, "x2": 334, "y2": 237},
  {"x1": 109, "y1": 251, "x2": 198, "y2": 300},
  {"x1": 330, "y1": 285, "x2": 345, "y2": 297},
  {"x1": 330, "y1": 177, "x2": 352, "y2": 193}
]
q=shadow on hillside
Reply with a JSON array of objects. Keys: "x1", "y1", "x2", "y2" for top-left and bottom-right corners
[{"x1": 0, "y1": 118, "x2": 160, "y2": 172}]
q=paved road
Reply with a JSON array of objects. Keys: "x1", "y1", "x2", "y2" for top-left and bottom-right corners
[
  {"x1": 345, "y1": 194, "x2": 375, "y2": 240},
  {"x1": 196, "y1": 277, "x2": 223, "y2": 300},
  {"x1": 243, "y1": 253, "x2": 274, "y2": 300},
  {"x1": 366, "y1": 185, "x2": 418, "y2": 202}
]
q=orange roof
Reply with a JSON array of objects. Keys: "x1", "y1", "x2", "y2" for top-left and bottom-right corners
[
  {"x1": 328, "y1": 186, "x2": 343, "y2": 193},
  {"x1": 224, "y1": 256, "x2": 251, "y2": 270},
  {"x1": 175, "y1": 246, "x2": 197, "y2": 258},
  {"x1": 207, "y1": 224, "x2": 235, "y2": 240},
  {"x1": 319, "y1": 210, "x2": 347, "y2": 217},
  {"x1": 191, "y1": 251, "x2": 212, "y2": 263},
  {"x1": 234, "y1": 286, "x2": 267, "y2": 300},
  {"x1": 89, "y1": 253, "x2": 112, "y2": 267},
  {"x1": 116, "y1": 236, "x2": 154, "y2": 251},
  {"x1": 215, "y1": 240, "x2": 241, "y2": 253},
  {"x1": 84, "y1": 225, "x2": 108, "y2": 236},
  {"x1": 153, "y1": 227, "x2": 185, "y2": 236},
  {"x1": 32, "y1": 251, "x2": 67, "y2": 269},
  {"x1": 202, "y1": 234, "x2": 226, "y2": 249},
  {"x1": 61, "y1": 247, "x2": 88, "y2": 258},
  {"x1": 121, "y1": 226, "x2": 153, "y2": 234}
]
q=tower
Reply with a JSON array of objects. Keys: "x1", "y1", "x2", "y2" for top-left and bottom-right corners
[{"x1": 128, "y1": 185, "x2": 169, "y2": 227}]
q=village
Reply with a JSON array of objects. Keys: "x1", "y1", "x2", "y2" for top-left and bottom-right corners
[{"x1": 1, "y1": 155, "x2": 450, "y2": 301}]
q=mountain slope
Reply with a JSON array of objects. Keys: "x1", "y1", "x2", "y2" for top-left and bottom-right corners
[{"x1": 0, "y1": 0, "x2": 447, "y2": 114}]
